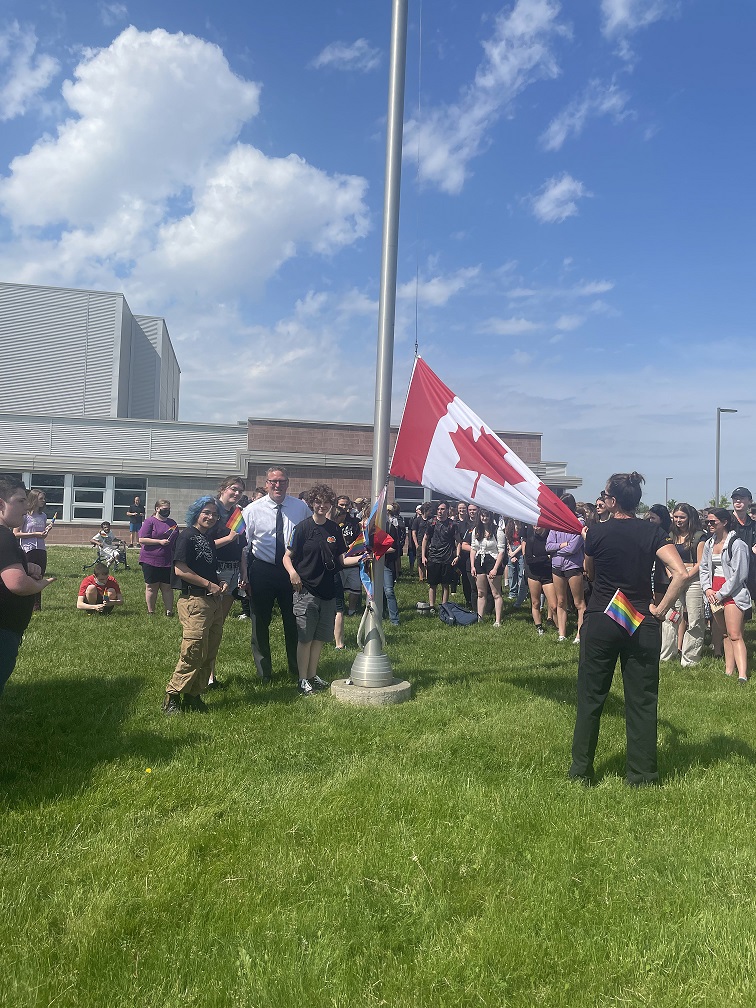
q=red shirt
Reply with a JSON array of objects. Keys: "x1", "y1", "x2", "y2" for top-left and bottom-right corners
[{"x1": 78, "y1": 574, "x2": 120, "y2": 600}]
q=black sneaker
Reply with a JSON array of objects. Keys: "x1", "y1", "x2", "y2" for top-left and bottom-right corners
[
  {"x1": 310, "y1": 675, "x2": 330, "y2": 691},
  {"x1": 161, "y1": 693, "x2": 181, "y2": 716},
  {"x1": 299, "y1": 679, "x2": 315, "y2": 696},
  {"x1": 183, "y1": 694, "x2": 209, "y2": 713},
  {"x1": 536, "y1": 625, "x2": 545, "y2": 636}
]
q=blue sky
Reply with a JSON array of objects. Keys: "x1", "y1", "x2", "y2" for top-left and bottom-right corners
[{"x1": 0, "y1": 0, "x2": 753, "y2": 507}]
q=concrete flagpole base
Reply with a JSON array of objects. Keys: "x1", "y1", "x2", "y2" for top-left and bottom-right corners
[{"x1": 331, "y1": 676, "x2": 412, "y2": 707}]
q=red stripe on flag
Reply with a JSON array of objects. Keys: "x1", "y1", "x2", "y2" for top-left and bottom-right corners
[{"x1": 390, "y1": 358, "x2": 453, "y2": 484}]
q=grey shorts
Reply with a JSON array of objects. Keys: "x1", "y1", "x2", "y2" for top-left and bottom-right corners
[
  {"x1": 340, "y1": 567, "x2": 361, "y2": 593},
  {"x1": 293, "y1": 591, "x2": 338, "y2": 644}
]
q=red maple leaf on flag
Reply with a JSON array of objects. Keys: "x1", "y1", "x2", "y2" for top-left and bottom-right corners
[{"x1": 449, "y1": 425, "x2": 525, "y2": 498}]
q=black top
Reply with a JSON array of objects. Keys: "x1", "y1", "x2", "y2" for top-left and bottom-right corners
[
  {"x1": 337, "y1": 515, "x2": 363, "y2": 548},
  {"x1": 674, "y1": 531, "x2": 704, "y2": 565},
  {"x1": 412, "y1": 515, "x2": 429, "y2": 545},
  {"x1": 525, "y1": 526, "x2": 552, "y2": 581},
  {"x1": 584, "y1": 518, "x2": 668, "y2": 615},
  {"x1": 424, "y1": 518, "x2": 461, "y2": 563},
  {"x1": 212, "y1": 500, "x2": 245, "y2": 563},
  {"x1": 289, "y1": 517, "x2": 347, "y2": 599},
  {"x1": 0, "y1": 525, "x2": 35, "y2": 635},
  {"x1": 174, "y1": 528, "x2": 220, "y2": 594}
]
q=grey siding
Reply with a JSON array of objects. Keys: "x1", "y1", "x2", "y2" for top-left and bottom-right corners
[{"x1": 1, "y1": 282, "x2": 180, "y2": 421}]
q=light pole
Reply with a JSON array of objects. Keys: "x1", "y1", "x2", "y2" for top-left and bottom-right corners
[
  {"x1": 665, "y1": 477, "x2": 672, "y2": 508},
  {"x1": 715, "y1": 407, "x2": 737, "y2": 505}
]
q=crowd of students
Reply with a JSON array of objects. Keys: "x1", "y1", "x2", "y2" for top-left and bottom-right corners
[{"x1": 1, "y1": 470, "x2": 754, "y2": 766}]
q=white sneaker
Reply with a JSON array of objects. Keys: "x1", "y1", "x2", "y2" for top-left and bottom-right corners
[
  {"x1": 573, "y1": 636, "x2": 580, "y2": 644},
  {"x1": 558, "y1": 635, "x2": 567, "y2": 642},
  {"x1": 237, "y1": 613, "x2": 248, "y2": 620},
  {"x1": 298, "y1": 679, "x2": 314, "y2": 696}
]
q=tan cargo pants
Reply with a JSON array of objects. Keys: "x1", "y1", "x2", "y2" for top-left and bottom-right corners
[{"x1": 166, "y1": 594, "x2": 225, "y2": 697}]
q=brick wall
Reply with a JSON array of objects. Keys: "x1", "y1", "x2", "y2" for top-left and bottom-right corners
[{"x1": 248, "y1": 420, "x2": 398, "y2": 456}]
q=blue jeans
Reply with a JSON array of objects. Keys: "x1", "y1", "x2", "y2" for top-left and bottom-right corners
[
  {"x1": 383, "y1": 567, "x2": 399, "y2": 625},
  {"x1": 508, "y1": 556, "x2": 522, "y2": 598},
  {"x1": 0, "y1": 628, "x2": 22, "y2": 695}
]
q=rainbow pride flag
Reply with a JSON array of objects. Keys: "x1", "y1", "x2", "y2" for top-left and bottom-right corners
[
  {"x1": 604, "y1": 589, "x2": 645, "y2": 634},
  {"x1": 226, "y1": 506, "x2": 246, "y2": 534},
  {"x1": 344, "y1": 530, "x2": 367, "y2": 558}
]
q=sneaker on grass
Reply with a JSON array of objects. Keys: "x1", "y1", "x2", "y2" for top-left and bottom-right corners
[
  {"x1": 311, "y1": 675, "x2": 330, "y2": 691},
  {"x1": 161, "y1": 693, "x2": 181, "y2": 716},
  {"x1": 299, "y1": 679, "x2": 315, "y2": 696}
]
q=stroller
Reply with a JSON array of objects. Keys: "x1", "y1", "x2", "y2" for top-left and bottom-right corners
[{"x1": 83, "y1": 537, "x2": 130, "y2": 573}]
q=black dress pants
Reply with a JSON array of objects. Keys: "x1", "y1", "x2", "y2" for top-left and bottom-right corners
[
  {"x1": 248, "y1": 559, "x2": 298, "y2": 681},
  {"x1": 570, "y1": 611, "x2": 661, "y2": 785}
]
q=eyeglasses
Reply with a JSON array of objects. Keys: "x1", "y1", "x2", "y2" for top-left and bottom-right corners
[
  {"x1": 706, "y1": 519, "x2": 719, "y2": 526},
  {"x1": 267, "y1": 479, "x2": 288, "y2": 485}
]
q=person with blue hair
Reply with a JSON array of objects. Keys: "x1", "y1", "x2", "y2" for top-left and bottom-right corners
[{"x1": 162, "y1": 496, "x2": 227, "y2": 715}]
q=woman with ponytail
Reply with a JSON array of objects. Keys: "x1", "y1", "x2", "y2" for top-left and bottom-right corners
[{"x1": 569, "y1": 472, "x2": 688, "y2": 787}]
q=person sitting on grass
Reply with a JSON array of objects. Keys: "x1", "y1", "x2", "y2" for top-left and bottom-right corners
[
  {"x1": 284, "y1": 484, "x2": 369, "y2": 696},
  {"x1": 77, "y1": 562, "x2": 123, "y2": 614}
]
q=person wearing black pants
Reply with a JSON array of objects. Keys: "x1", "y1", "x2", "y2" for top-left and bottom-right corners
[
  {"x1": 242, "y1": 467, "x2": 311, "y2": 683},
  {"x1": 569, "y1": 472, "x2": 687, "y2": 786}
]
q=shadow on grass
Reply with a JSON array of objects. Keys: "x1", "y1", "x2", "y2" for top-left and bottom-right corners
[
  {"x1": 508, "y1": 671, "x2": 626, "y2": 717},
  {"x1": 0, "y1": 674, "x2": 197, "y2": 808},
  {"x1": 596, "y1": 718, "x2": 756, "y2": 782}
]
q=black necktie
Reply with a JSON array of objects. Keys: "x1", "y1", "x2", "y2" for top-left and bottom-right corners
[{"x1": 275, "y1": 504, "x2": 284, "y2": 565}]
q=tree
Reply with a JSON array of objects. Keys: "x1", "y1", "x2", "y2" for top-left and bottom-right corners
[
  {"x1": 636, "y1": 501, "x2": 649, "y2": 515},
  {"x1": 707, "y1": 495, "x2": 731, "y2": 509},
  {"x1": 666, "y1": 498, "x2": 677, "y2": 511}
]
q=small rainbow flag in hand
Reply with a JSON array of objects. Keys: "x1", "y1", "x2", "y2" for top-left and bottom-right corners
[
  {"x1": 344, "y1": 530, "x2": 367, "y2": 557},
  {"x1": 604, "y1": 589, "x2": 645, "y2": 634},
  {"x1": 226, "y1": 506, "x2": 246, "y2": 534}
]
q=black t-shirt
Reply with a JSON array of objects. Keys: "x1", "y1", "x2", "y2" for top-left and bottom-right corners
[
  {"x1": 174, "y1": 528, "x2": 220, "y2": 593},
  {"x1": 289, "y1": 517, "x2": 347, "y2": 599},
  {"x1": 0, "y1": 525, "x2": 35, "y2": 635},
  {"x1": 525, "y1": 526, "x2": 552, "y2": 580},
  {"x1": 211, "y1": 501, "x2": 245, "y2": 562},
  {"x1": 411, "y1": 515, "x2": 428, "y2": 545},
  {"x1": 337, "y1": 515, "x2": 363, "y2": 548},
  {"x1": 732, "y1": 514, "x2": 756, "y2": 591},
  {"x1": 584, "y1": 518, "x2": 668, "y2": 615},
  {"x1": 424, "y1": 518, "x2": 461, "y2": 563}
]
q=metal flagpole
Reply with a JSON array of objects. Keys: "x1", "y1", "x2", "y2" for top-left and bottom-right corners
[{"x1": 350, "y1": 0, "x2": 408, "y2": 689}]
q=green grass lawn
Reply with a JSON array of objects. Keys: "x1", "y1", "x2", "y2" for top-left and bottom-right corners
[{"x1": 2, "y1": 547, "x2": 756, "y2": 1007}]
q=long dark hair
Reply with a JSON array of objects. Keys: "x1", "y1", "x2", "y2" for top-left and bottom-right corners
[
  {"x1": 707, "y1": 507, "x2": 734, "y2": 533},
  {"x1": 671, "y1": 502, "x2": 700, "y2": 550},
  {"x1": 474, "y1": 510, "x2": 495, "y2": 541}
]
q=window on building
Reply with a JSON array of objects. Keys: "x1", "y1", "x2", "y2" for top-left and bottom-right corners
[
  {"x1": 113, "y1": 476, "x2": 148, "y2": 523},
  {"x1": 29, "y1": 473, "x2": 65, "y2": 514},
  {"x1": 72, "y1": 474, "x2": 107, "y2": 520}
]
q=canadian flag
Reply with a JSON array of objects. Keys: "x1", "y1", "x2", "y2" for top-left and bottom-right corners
[{"x1": 390, "y1": 358, "x2": 582, "y2": 535}]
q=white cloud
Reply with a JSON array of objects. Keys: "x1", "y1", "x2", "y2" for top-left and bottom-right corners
[
  {"x1": 600, "y1": 0, "x2": 678, "y2": 37},
  {"x1": 540, "y1": 79, "x2": 631, "y2": 150},
  {"x1": 555, "y1": 313, "x2": 584, "y2": 330},
  {"x1": 0, "y1": 27, "x2": 369, "y2": 304},
  {"x1": 131, "y1": 147, "x2": 369, "y2": 302},
  {"x1": 99, "y1": 2, "x2": 128, "y2": 27},
  {"x1": 404, "y1": 0, "x2": 569, "y2": 194},
  {"x1": 0, "y1": 22, "x2": 59, "y2": 121},
  {"x1": 0, "y1": 27, "x2": 261, "y2": 229},
  {"x1": 397, "y1": 266, "x2": 480, "y2": 307},
  {"x1": 531, "y1": 173, "x2": 591, "y2": 223},
  {"x1": 480, "y1": 316, "x2": 540, "y2": 336},
  {"x1": 512, "y1": 349, "x2": 533, "y2": 365},
  {"x1": 311, "y1": 38, "x2": 381, "y2": 73}
]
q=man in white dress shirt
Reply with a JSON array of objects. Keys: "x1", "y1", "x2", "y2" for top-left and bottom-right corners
[{"x1": 242, "y1": 466, "x2": 311, "y2": 683}]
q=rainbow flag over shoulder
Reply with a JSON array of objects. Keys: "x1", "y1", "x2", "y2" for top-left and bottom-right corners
[
  {"x1": 226, "y1": 506, "x2": 246, "y2": 534},
  {"x1": 604, "y1": 589, "x2": 644, "y2": 634}
]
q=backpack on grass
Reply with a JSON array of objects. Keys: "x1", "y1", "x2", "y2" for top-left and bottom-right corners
[{"x1": 438, "y1": 601, "x2": 478, "y2": 626}]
